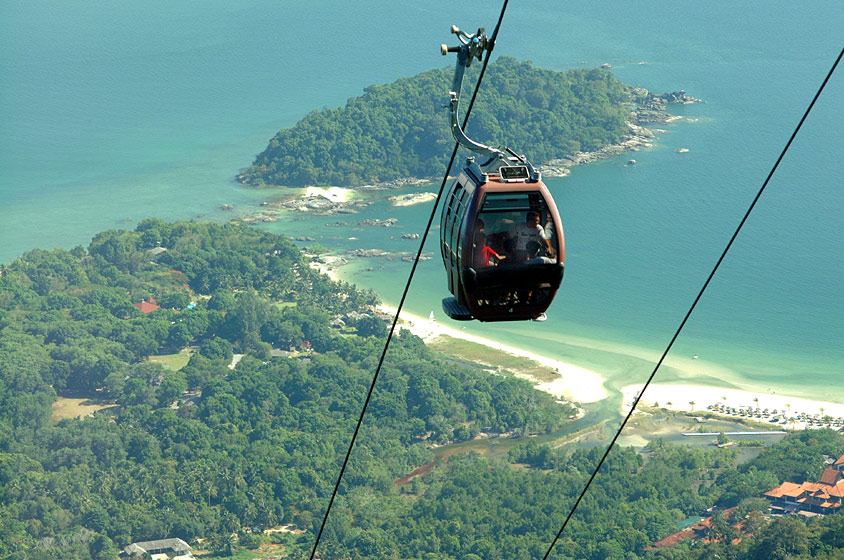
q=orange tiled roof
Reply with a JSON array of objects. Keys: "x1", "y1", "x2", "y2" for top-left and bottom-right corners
[
  {"x1": 647, "y1": 529, "x2": 693, "y2": 549},
  {"x1": 820, "y1": 467, "x2": 844, "y2": 486},
  {"x1": 133, "y1": 300, "x2": 160, "y2": 314},
  {"x1": 834, "y1": 454, "x2": 844, "y2": 466},
  {"x1": 765, "y1": 482, "x2": 803, "y2": 499},
  {"x1": 765, "y1": 469, "x2": 844, "y2": 512}
]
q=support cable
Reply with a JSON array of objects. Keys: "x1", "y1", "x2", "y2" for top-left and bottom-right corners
[
  {"x1": 307, "y1": 3, "x2": 510, "y2": 559},
  {"x1": 541, "y1": 44, "x2": 844, "y2": 560}
]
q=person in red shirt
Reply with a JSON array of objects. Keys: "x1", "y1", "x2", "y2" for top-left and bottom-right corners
[{"x1": 472, "y1": 219, "x2": 506, "y2": 267}]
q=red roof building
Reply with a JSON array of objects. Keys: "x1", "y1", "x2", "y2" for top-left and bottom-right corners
[
  {"x1": 764, "y1": 453, "x2": 844, "y2": 515},
  {"x1": 647, "y1": 508, "x2": 743, "y2": 550},
  {"x1": 133, "y1": 299, "x2": 160, "y2": 314}
]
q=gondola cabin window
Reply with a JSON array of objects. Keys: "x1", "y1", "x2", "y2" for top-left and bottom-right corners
[
  {"x1": 441, "y1": 180, "x2": 473, "y2": 294},
  {"x1": 474, "y1": 192, "x2": 560, "y2": 267}
]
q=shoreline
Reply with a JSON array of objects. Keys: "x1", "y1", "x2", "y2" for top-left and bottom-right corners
[
  {"x1": 379, "y1": 304, "x2": 608, "y2": 405},
  {"x1": 235, "y1": 88, "x2": 700, "y2": 223},
  {"x1": 621, "y1": 383, "x2": 844, "y2": 431},
  {"x1": 313, "y1": 258, "x2": 844, "y2": 433}
]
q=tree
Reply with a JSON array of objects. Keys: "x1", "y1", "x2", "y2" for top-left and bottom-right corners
[
  {"x1": 167, "y1": 322, "x2": 193, "y2": 350},
  {"x1": 210, "y1": 533, "x2": 238, "y2": 557},
  {"x1": 751, "y1": 517, "x2": 809, "y2": 560},
  {"x1": 355, "y1": 315, "x2": 388, "y2": 338},
  {"x1": 199, "y1": 337, "x2": 234, "y2": 362},
  {"x1": 89, "y1": 534, "x2": 119, "y2": 560},
  {"x1": 158, "y1": 291, "x2": 192, "y2": 310},
  {"x1": 157, "y1": 372, "x2": 187, "y2": 407}
]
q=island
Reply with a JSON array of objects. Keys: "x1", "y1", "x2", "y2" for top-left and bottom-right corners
[{"x1": 236, "y1": 57, "x2": 699, "y2": 189}]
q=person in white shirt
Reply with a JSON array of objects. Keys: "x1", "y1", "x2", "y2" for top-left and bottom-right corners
[{"x1": 513, "y1": 211, "x2": 554, "y2": 262}]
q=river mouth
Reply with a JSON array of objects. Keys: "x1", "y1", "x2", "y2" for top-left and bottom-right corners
[{"x1": 429, "y1": 395, "x2": 787, "y2": 468}]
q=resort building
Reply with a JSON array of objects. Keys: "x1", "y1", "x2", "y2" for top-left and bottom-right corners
[
  {"x1": 647, "y1": 507, "x2": 744, "y2": 550},
  {"x1": 133, "y1": 297, "x2": 161, "y2": 314},
  {"x1": 123, "y1": 537, "x2": 193, "y2": 559},
  {"x1": 764, "y1": 453, "x2": 844, "y2": 515}
]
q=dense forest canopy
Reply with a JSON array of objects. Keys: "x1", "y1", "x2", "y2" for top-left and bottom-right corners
[
  {"x1": 0, "y1": 220, "x2": 574, "y2": 558},
  {"x1": 239, "y1": 57, "x2": 631, "y2": 187},
  {"x1": 1, "y1": 221, "x2": 842, "y2": 560}
]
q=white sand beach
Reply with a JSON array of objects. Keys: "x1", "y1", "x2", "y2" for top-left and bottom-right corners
[
  {"x1": 380, "y1": 305, "x2": 608, "y2": 404},
  {"x1": 388, "y1": 192, "x2": 437, "y2": 207},
  {"x1": 620, "y1": 383, "x2": 844, "y2": 430},
  {"x1": 310, "y1": 258, "x2": 841, "y2": 430},
  {"x1": 303, "y1": 186, "x2": 352, "y2": 202}
]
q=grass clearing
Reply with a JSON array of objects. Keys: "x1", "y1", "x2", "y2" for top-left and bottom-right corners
[
  {"x1": 429, "y1": 335, "x2": 557, "y2": 382},
  {"x1": 193, "y1": 544, "x2": 284, "y2": 560},
  {"x1": 148, "y1": 347, "x2": 194, "y2": 370},
  {"x1": 51, "y1": 397, "x2": 116, "y2": 423}
]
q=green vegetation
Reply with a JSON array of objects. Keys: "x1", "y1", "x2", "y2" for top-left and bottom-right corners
[
  {"x1": 148, "y1": 348, "x2": 194, "y2": 371},
  {"x1": 0, "y1": 220, "x2": 573, "y2": 559},
  {"x1": 429, "y1": 334, "x2": 558, "y2": 382},
  {"x1": 1, "y1": 220, "x2": 843, "y2": 560},
  {"x1": 239, "y1": 57, "x2": 631, "y2": 187}
]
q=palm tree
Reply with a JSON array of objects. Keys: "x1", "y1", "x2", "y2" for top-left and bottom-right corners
[
  {"x1": 689, "y1": 400, "x2": 696, "y2": 411},
  {"x1": 209, "y1": 533, "x2": 237, "y2": 557}
]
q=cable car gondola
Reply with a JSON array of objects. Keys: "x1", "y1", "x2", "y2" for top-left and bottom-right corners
[{"x1": 439, "y1": 26, "x2": 565, "y2": 322}]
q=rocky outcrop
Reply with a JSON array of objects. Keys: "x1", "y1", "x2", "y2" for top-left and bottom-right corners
[
  {"x1": 358, "y1": 218, "x2": 398, "y2": 227},
  {"x1": 539, "y1": 88, "x2": 701, "y2": 176}
]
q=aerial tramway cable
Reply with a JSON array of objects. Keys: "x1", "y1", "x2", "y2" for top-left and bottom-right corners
[
  {"x1": 540, "y1": 43, "x2": 844, "y2": 560},
  {"x1": 307, "y1": 3, "x2": 511, "y2": 559}
]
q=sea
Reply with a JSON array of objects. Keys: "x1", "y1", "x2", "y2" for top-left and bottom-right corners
[{"x1": 2, "y1": 0, "x2": 842, "y2": 405}]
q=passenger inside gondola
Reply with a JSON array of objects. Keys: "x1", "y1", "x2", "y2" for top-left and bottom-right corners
[
  {"x1": 472, "y1": 220, "x2": 506, "y2": 267},
  {"x1": 478, "y1": 214, "x2": 556, "y2": 264},
  {"x1": 512, "y1": 210, "x2": 555, "y2": 263},
  {"x1": 525, "y1": 241, "x2": 555, "y2": 264}
]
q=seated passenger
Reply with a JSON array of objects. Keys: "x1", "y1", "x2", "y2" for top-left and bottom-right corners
[
  {"x1": 525, "y1": 241, "x2": 555, "y2": 264},
  {"x1": 472, "y1": 220, "x2": 506, "y2": 267},
  {"x1": 513, "y1": 211, "x2": 555, "y2": 262}
]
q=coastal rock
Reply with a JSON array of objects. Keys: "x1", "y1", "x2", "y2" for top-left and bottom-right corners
[
  {"x1": 388, "y1": 192, "x2": 437, "y2": 206},
  {"x1": 401, "y1": 254, "x2": 432, "y2": 262},
  {"x1": 358, "y1": 178, "x2": 429, "y2": 190},
  {"x1": 347, "y1": 248, "x2": 389, "y2": 258},
  {"x1": 540, "y1": 89, "x2": 701, "y2": 174},
  {"x1": 268, "y1": 196, "x2": 372, "y2": 217},
  {"x1": 358, "y1": 218, "x2": 398, "y2": 227}
]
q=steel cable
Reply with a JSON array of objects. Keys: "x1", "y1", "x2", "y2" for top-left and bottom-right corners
[
  {"x1": 541, "y1": 43, "x2": 844, "y2": 560},
  {"x1": 307, "y1": 3, "x2": 510, "y2": 558}
]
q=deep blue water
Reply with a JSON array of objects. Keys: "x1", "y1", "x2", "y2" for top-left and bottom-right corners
[{"x1": 1, "y1": 1, "x2": 842, "y2": 399}]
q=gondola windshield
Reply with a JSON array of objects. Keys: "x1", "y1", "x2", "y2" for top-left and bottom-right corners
[{"x1": 473, "y1": 192, "x2": 559, "y2": 268}]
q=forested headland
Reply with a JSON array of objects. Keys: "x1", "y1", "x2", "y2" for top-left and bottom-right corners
[
  {"x1": 1, "y1": 221, "x2": 842, "y2": 560},
  {"x1": 238, "y1": 57, "x2": 631, "y2": 187}
]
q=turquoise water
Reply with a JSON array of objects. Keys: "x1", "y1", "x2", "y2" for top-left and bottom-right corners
[{"x1": 2, "y1": 1, "x2": 842, "y2": 401}]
